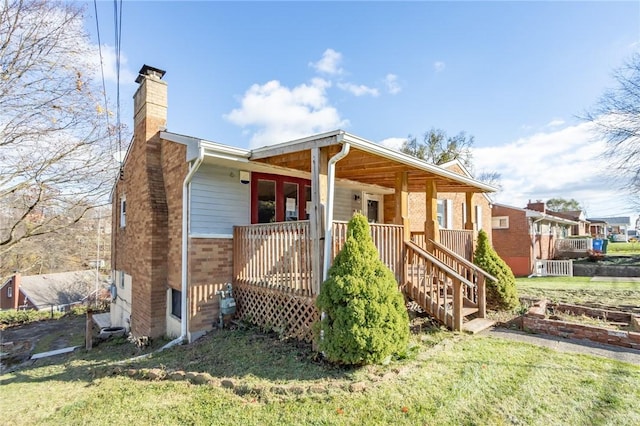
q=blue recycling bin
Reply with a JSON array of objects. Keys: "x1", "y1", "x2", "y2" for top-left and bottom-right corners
[{"x1": 592, "y1": 239, "x2": 603, "y2": 251}]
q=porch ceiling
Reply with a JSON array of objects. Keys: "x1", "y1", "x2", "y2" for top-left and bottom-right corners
[{"x1": 253, "y1": 145, "x2": 491, "y2": 193}]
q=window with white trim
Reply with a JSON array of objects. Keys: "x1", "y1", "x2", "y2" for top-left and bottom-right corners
[
  {"x1": 120, "y1": 195, "x2": 126, "y2": 228},
  {"x1": 7, "y1": 286, "x2": 12, "y2": 298},
  {"x1": 437, "y1": 199, "x2": 454, "y2": 229},
  {"x1": 476, "y1": 205, "x2": 483, "y2": 231},
  {"x1": 492, "y1": 216, "x2": 509, "y2": 229}
]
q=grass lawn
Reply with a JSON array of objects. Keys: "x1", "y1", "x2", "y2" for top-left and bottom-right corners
[
  {"x1": 516, "y1": 276, "x2": 640, "y2": 309},
  {"x1": 1, "y1": 325, "x2": 640, "y2": 425},
  {"x1": 606, "y1": 241, "x2": 640, "y2": 255}
]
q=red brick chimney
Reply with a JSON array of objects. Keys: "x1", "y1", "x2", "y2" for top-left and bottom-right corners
[
  {"x1": 12, "y1": 273, "x2": 20, "y2": 309},
  {"x1": 526, "y1": 200, "x2": 546, "y2": 213}
]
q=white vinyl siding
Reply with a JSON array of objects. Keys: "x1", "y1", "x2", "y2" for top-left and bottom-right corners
[
  {"x1": 334, "y1": 186, "x2": 359, "y2": 221},
  {"x1": 190, "y1": 164, "x2": 250, "y2": 235}
]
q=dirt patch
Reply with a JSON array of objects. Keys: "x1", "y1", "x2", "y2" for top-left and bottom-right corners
[{"x1": 1, "y1": 315, "x2": 87, "y2": 372}]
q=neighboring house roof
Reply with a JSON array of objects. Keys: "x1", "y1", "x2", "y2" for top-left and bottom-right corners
[
  {"x1": 438, "y1": 158, "x2": 494, "y2": 204},
  {"x1": 587, "y1": 217, "x2": 631, "y2": 226},
  {"x1": 493, "y1": 203, "x2": 578, "y2": 226},
  {"x1": 546, "y1": 210, "x2": 588, "y2": 223},
  {"x1": 19, "y1": 270, "x2": 106, "y2": 309}
]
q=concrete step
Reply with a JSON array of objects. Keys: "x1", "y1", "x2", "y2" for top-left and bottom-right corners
[{"x1": 461, "y1": 318, "x2": 496, "y2": 334}]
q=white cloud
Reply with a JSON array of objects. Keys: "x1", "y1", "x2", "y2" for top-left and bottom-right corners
[
  {"x1": 384, "y1": 74, "x2": 401, "y2": 94},
  {"x1": 309, "y1": 48, "x2": 344, "y2": 75},
  {"x1": 337, "y1": 82, "x2": 379, "y2": 97},
  {"x1": 546, "y1": 118, "x2": 565, "y2": 127},
  {"x1": 379, "y1": 137, "x2": 406, "y2": 150},
  {"x1": 224, "y1": 78, "x2": 349, "y2": 148},
  {"x1": 434, "y1": 61, "x2": 446, "y2": 72},
  {"x1": 89, "y1": 44, "x2": 136, "y2": 85},
  {"x1": 473, "y1": 122, "x2": 633, "y2": 217}
]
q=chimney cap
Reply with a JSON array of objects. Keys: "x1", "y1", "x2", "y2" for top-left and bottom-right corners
[{"x1": 135, "y1": 64, "x2": 166, "y2": 84}]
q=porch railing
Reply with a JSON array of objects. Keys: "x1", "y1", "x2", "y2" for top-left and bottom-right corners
[
  {"x1": 534, "y1": 259, "x2": 574, "y2": 277},
  {"x1": 332, "y1": 221, "x2": 404, "y2": 283},
  {"x1": 555, "y1": 238, "x2": 593, "y2": 252},
  {"x1": 431, "y1": 239, "x2": 494, "y2": 318},
  {"x1": 411, "y1": 229, "x2": 474, "y2": 261},
  {"x1": 404, "y1": 241, "x2": 474, "y2": 331},
  {"x1": 233, "y1": 221, "x2": 312, "y2": 296}
]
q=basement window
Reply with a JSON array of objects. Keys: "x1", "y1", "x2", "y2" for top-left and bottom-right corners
[{"x1": 171, "y1": 289, "x2": 181, "y2": 319}]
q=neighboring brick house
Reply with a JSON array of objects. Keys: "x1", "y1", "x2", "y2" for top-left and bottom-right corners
[
  {"x1": 0, "y1": 271, "x2": 103, "y2": 311},
  {"x1": 492, "y1": 203, "x2": 578, "y2": 277},
  {"x1": 112, "y1": 65, "x2": 496, "y2": 342}
]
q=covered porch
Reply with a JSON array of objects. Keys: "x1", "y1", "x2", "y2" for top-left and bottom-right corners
[{"x1": 231, "y1": 130, "x2": 496, "y2": 340}]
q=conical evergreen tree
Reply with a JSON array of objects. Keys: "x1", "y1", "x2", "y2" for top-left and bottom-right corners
[
  {"x1": 316, "y1": 213, "x2": 409, "y2": 365},
  {"x1": 473, "y1": 230, "x2": 519, "y2": 310}
]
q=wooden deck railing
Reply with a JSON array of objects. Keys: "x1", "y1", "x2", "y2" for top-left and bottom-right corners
[
  {"x1": 233, "y1": 221, "x2": 312, "y2": 296},
  {"x1": 404, "y1": 241, "x2": 474, "y2": 331},
  {"x1": 332, "y1": 221, "x2": 404, "y2": 283},
  {"x1": 431, "y1": 239, "x2": 495, "y2": 318},
  {"x1": 411, "y1": 229, "x2": 474, "y2": 261},
  {"x1": 555, "y1": 238, "x2": 592, "y2": 252}
]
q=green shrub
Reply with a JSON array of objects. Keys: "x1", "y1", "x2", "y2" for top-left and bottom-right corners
[
  {"x1": 316, "y1": 213, "x2": 409, "y2": 365},
  {"x1": 0, "y1": 309, "x2": 62, "y2": 326},
  {"x1": 473, "y1": 230, "x2": 519, "y2": 310}
]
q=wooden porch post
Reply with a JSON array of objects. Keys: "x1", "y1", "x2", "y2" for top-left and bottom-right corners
[
  {"x1": 395, "y1": 171, "x2": 410, "y2": 242},
  {"x1": 310, "y1": 147, "x2": 328, "y2": 295},
  {"x1": 424, "y1": 178, "x2": 439, "y2": 251},
  {"x1": 453, "y1": 279, "x2": 463, "y2": 331},
  {"x1": 465, "y1": 192, "x2": 474, "y2": 231}
]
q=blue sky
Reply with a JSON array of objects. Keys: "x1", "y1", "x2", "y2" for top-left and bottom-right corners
[{"x1": 84, "y1": 1, "x2": 640, "y2": 219}]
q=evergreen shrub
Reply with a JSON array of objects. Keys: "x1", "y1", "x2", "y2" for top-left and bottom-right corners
[
  {"x1": 473, "y1": 229, "x2": 519, "y2": 310},
  {"x1": 316, "y1": 213, "x2": 409, "y2": 365}
]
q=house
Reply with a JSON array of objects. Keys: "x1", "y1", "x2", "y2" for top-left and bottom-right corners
[
  {"x1": 492, "y1": 203, "x2": 579, "y2": 277},
  {"x1": 110, "y1": 65, "x2": 497, "y2": 343},
  {"x1": 587, "y1": 217, "x2": 631, "y2": 242},
  {"x1": 0, "y1": 270, "x2": 106, "y2": 311}
]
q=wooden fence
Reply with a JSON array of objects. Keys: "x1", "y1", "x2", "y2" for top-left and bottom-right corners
[
  {"x1": 411, "y1": 229, "x2": 474, "y2": 261},
  {"x1": 332, "y1": 221, "x2": 404, "y2": 283},
  {"x1": 233, "y1": 221, "x2": 312, "y2": 296}
]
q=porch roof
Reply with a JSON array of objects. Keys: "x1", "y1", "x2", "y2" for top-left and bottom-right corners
[
  {"x1": 250, "y1": 130, "x2": 497, "y2": 193},
  {"x1": 161, "y1": 129, "x2": 497, "y2": 194}
]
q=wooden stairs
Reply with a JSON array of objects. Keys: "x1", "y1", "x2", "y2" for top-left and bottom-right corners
[{"x1": 403, "y1": 240, "x2": 496, "y2": 334}]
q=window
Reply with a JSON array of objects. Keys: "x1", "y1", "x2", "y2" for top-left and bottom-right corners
[
  {"x1": 476, "y1": 205, "x2": 483, "y2": 231},
  {"x1": 171, "y1": 289, "x2": 181, "y2": 319},
  {"x1": 7, "y1": 286, "x2": 12, "y2": 298},
  {"x1": 251, "y1": 173, "x2": 311, "y2": 223},
  {"x1": 492, "y1": 216, "x2": 509, "y2": 229},
  {"x1": 119, "y1": 271, "x2": 125, "y2": 289},
  {"x1": 437, "y1": 199, "x2": 453, "y2": 229},
  {"x1": 120, "y1": 196, "x2": 126, "y2": 228}
]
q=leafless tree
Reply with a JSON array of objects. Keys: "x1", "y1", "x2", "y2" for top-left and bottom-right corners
[
  {"x1": 0, "y1": 0, "x2": 117, "y2": 265},
  {"x1": 587, "y1": 53, "x2": 640, "y2": 201}
]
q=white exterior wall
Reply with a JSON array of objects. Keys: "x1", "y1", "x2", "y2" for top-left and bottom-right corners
[
  {"x1": 334, "y1": 186, "x2": 363, "y2": 221},
  {"x1": 190, "y1": 164, "x2": 250, "y2": 236}
]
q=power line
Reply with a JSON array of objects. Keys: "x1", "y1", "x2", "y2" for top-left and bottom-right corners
[
  {"x1": 92, "y1": 0, "x2": 114, "y2": 177},
  {"x1": 113, "y1": 0, "x2": 123, "y2": 163}
]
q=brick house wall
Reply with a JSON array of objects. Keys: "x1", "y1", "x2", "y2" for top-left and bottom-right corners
[
  {"x1": 492, "y1": 205, "x2": 532, "y2": 276},
  {"x1": 112, "y1": 67, "x2": 171, "y2": 338},
  {"x1": 0, "y1": 274, "x2": 23, "y2": 310},
  {"x1": 188, "y1": 238, "x2": 234, "y2": 335}
]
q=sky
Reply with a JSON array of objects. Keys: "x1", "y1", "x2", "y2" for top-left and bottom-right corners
[{"x1": 83, "y1": 1, "x2": 640, "y2": 220}]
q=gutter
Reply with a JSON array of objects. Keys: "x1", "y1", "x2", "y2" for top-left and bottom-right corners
[
  {"x1": 322, "y1": 140, "x2": 350, "y2": 280},
  {"x1": 163, "y1": 146, "x2": 206, "y2": 349}
]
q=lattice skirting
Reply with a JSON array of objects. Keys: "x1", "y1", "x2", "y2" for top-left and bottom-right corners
[{"x1": 234, "y1": 283, "x2": 319, "y2": 342}]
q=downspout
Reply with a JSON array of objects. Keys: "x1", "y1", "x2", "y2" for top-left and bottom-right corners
[
  {"x1": 162, "y1": 146, "x2": 205, "y2": 350},
  {"x1": 322, "y1": 141, "x2": 350, "y2": 281},
  {"x1": 527, "y1": 217, "x2": 545, "y2": 278}
]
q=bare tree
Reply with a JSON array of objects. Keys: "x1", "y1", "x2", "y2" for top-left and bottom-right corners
[
  {"x1": 587, "y1": 53, "x2": 640, "y2": 199},
  {"x1": 0, "y1": 0, "x2": 116, "y2": 263}
]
